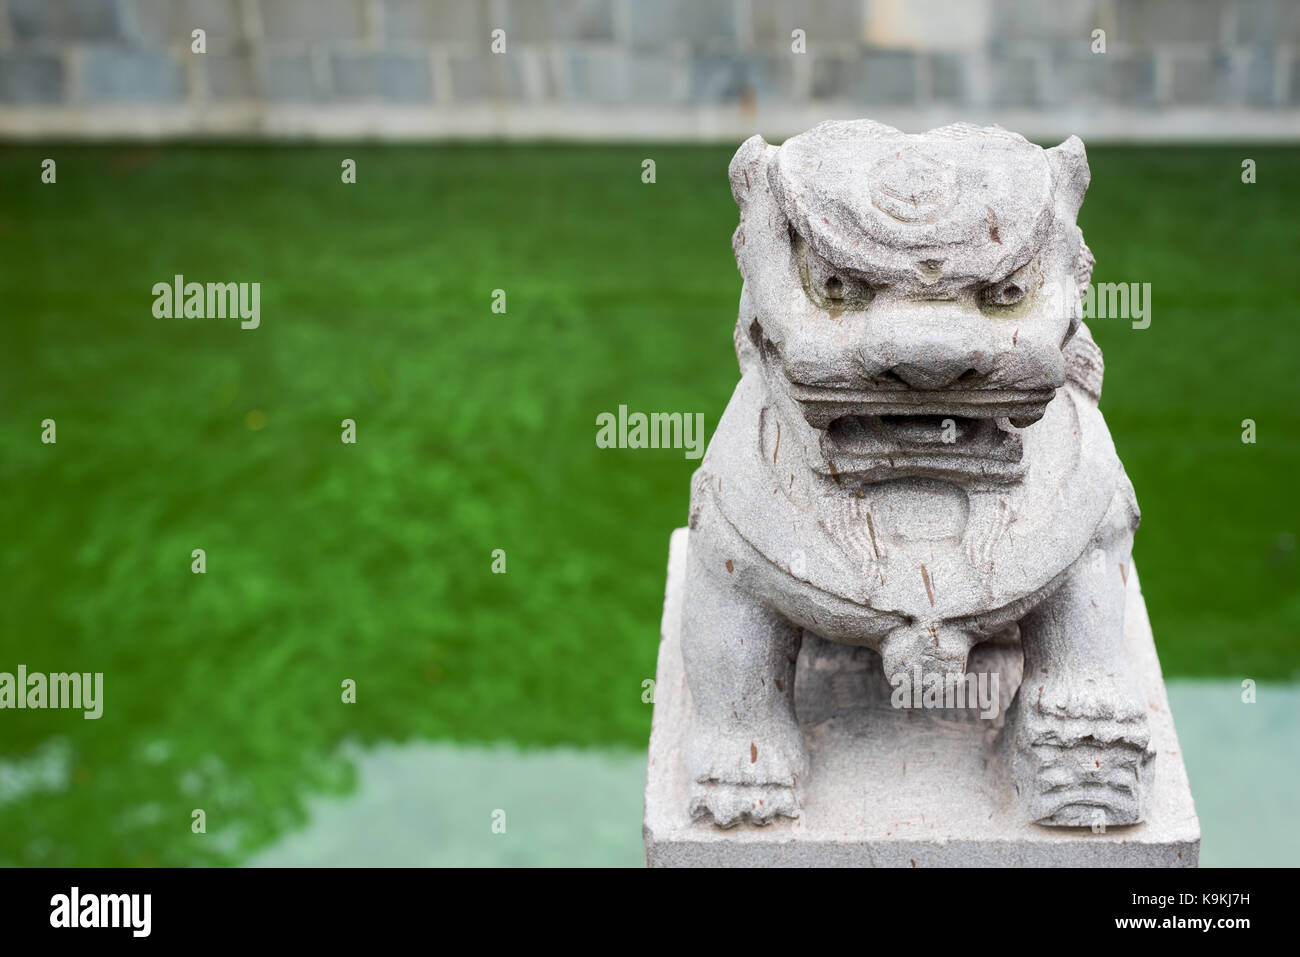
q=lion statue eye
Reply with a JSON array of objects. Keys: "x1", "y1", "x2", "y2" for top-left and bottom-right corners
[
  {"x1": 821, "y1": 274, "x2": 870, "y2": 303},
  {"x1": 981, "y1": 280, "x2": 1027, "y2": 308},
  {"x1": 793, "y1": 231, "x2": 875, "y2": 310}
]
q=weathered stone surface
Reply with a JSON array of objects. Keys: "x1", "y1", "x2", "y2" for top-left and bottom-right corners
[
  {"x1": 645, "y1": 528, "x2": 1201, "y2": 866},
  {"x1": 666, "y1": 120, "x2": 1185, "y2": 844}
]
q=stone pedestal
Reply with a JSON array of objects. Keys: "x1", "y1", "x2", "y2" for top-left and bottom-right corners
[{"x1": 643, "y1": 527, "x2": 1201, "y2": 867}]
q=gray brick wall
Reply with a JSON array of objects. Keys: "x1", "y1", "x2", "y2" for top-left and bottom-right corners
[
  {"x1": 0, "y1": 0, "x2": 1296, "y2": 137},
  {"x1": 0, "y1": 53, "x2": 66, "y2": 103},
  {"x1": 10, "y1": 0, "x2": 122, "y2": 43}
]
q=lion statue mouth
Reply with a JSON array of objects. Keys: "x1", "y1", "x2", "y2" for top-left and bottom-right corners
[
  {"x1": 772, "y1": 375, "x2": 1053, "y2": 484},
  {"x1": 830, "y1": 412, "x2": 1010, "y2": 452},
  {"x1": 784, "y1": 379, "x2": 1054, "y2": 428}
]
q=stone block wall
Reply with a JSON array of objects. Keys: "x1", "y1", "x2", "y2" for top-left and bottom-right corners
[{"x1": 1, "y1": 0, "x2": 1296, "y2": 139}]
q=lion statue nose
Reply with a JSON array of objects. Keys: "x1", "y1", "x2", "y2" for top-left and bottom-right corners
[
  {"x1": 858, "y1": 301, "x2": 997, "y2": 390},
  {"x1": 886, "y1": 360, "x2": 980, "y2": 391}
]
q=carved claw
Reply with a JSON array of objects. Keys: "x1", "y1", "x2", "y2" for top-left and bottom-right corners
[
  {"x1": 689, "y1": 781, "x2": 799, "y2": 828},
  {"x1": 1009, "y1": 674, "x2": 1154, "y2": 826},
  {"x1": 684, "y1": 722, "x2": 807, "y2": 827},
  {"x1": 1026, "y1": 735, "x2": 1154, "y2": 827}
]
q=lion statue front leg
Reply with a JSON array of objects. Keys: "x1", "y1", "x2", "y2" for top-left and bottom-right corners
[
  {"x1": 1003, "y1": 495, "x2": 1155, "y2": 827},
  {"x1": 680, "y1": 543, "x2": 808, "y2": 827}
]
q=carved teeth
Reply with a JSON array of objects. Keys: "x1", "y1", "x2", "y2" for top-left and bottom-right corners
[
  {"x1": 784, "y1": 381, "x2": 1056, "y2": 429},
  {"x1": 879, "y1": 414, "x2": 969, "y2": 443}
]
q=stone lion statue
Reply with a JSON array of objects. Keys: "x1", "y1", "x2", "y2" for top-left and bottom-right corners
[{"x1": 682, "y1": 120, "x2": 1153, "y2": 828}]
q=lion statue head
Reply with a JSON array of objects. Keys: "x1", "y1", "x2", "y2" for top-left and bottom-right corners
[{"x1": 726, "y1": 120, "x2": 1100, "y2": 488}]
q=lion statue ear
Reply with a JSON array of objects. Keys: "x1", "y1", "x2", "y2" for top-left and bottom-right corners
[
  {"x1": 1047, "y1": 134, "x2": 1095, "y2": 296},
  {"x1": 728, "y1": 134, "x2": 772, "y2": 208},
  {"x1": 1046, "y1": 134, "x2": 1090, "y2": 225}
]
